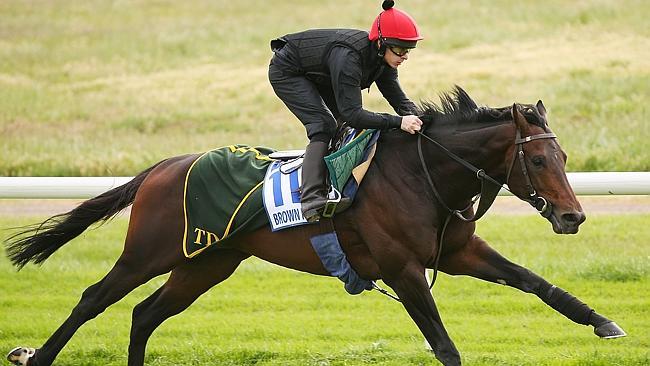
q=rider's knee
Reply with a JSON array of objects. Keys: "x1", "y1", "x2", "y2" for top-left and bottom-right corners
[{"x1": 309, "y1": 131, "x2": 334, "y2": 144}]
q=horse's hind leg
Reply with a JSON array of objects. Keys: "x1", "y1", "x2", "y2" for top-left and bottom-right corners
[
  {"x1": 127, "y1": 248, "x2": 250, "y2": 366},
  {"x1": 22, "y1": 248, "x2": 177, "y2": 366},
  {"x1": 439, "y1": 235, "x2": 626, "y2": 338}
]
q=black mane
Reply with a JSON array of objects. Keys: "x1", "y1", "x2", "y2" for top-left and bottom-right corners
[{"x1": 416, "y1": 86, "x2": 546, "y2": 128}]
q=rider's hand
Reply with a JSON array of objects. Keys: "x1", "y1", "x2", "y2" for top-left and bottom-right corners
[{"x1": 400, "y1": 115, "x2": 423, "y2": 134}]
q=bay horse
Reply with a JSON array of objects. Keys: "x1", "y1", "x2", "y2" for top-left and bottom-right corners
[{"x1": 5, "y1": 87, "x2": 626, "y2": 366}]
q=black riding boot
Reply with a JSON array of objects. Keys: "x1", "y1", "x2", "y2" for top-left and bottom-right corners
[{"x1": 301, "y1": 141, "x2": 329, "y2": 222}]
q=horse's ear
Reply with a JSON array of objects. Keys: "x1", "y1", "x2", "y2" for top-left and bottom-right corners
[
  {"x1": 512, "y1": 103, "x2": 527, "y2": 130},
  {"x1": 536, "y1": 100, "x2": 547, "y2": 117}
]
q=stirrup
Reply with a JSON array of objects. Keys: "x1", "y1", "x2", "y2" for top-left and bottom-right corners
[{"x1": 322, "y1": 187, "x2": 342, "y2": 218}]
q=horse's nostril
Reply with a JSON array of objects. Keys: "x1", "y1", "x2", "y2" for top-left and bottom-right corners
[{"x1": 562, "y1": 212, "x2": 585, "y2": 225}]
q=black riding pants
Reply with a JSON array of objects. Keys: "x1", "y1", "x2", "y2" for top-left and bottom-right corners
[{"x1": 268, "y1": 57, "x2": 339, "y2": 143}]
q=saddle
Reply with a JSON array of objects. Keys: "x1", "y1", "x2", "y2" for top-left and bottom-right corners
[{"x1": 269, "y1": 127, "x2": 379, "y2": 218}]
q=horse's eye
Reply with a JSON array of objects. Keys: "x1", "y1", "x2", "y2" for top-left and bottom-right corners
[{"x1": 531, "y1": 156, "x2": 546, "y2": 167}]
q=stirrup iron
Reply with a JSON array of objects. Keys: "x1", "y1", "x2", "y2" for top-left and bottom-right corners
[{"x1": 321, "y1": 187, "x2": 342, "y2": 218}]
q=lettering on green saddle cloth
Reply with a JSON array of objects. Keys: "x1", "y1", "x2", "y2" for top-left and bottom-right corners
[{"x1": 182, "y1": 145, "x2": 275, "y2": 258}]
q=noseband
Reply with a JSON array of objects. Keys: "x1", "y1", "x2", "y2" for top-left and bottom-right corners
[{"x1": 505, "y1": 129, "x2": 557, "y2": 218}]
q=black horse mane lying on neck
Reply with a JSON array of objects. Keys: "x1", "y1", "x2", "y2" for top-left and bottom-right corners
[{"x1": 415, "y1": 86, "x2": 546, "y2": 129}]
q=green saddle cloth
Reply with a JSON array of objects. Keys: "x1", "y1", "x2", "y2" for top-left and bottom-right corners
[
  {"x1": 182, "y1": 133, "x2": 378, "y2": 258},
  {"x1": 182, "y1": 145, "x2": 274, "y2": 258}
]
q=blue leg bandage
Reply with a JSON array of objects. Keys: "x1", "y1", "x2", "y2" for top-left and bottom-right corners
[{"x1": 310, "y1": 232, "x2": 372, "y2": 295}]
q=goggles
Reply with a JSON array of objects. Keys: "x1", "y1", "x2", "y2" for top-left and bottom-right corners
[{"x1": 388, "y1": 45, "x2": 411, "y2": 57}]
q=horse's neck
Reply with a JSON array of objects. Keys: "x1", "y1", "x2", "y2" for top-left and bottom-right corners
[
  {"x1": 371, "y1": 123, "x2": 514, "y2": 211},
  {"x1": 429, "y1": 122, "x2": 514, "y2": 204},
  {"x1": 364, "y1": 122, "x2": 514, "y2": 216}
]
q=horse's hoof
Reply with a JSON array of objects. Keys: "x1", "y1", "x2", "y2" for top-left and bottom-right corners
[
  {"x1": 6, "y1": 347, "x2": 35, "y2": 366},
  {"x1": 594, "y1": 321, "x2": 627, "y2": 339}
]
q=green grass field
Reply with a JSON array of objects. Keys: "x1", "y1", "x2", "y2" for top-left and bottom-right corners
[
  {"x1": 1, "y1": 213, "x2": 648, "y2": 365},
  {"x1": 1, "y1": 0, "x2": 649, "y2": 175}
]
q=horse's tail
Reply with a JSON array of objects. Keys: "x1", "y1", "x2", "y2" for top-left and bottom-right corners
[{"x1": 4, "y1": 160, "x2": 165, "y2": 270}]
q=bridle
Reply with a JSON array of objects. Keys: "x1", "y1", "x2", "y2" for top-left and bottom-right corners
[
  {"x1": 415, "y1": 116, "x2": 557, "y2": 290},
  {"x1": 506, "y1": 129, "x2": 557, "y2": 218}
]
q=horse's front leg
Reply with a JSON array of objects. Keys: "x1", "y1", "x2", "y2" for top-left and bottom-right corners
[
  {"x1": 439, "y1": 234, "x2": 626, "y2": 338},
  {"x1": 382, "y1": 261, "x2": 461, "y2": 366}
]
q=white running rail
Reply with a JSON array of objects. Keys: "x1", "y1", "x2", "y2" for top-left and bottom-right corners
[{"x1": 0, "y1": 172, "x2": 648, "y2": 199}]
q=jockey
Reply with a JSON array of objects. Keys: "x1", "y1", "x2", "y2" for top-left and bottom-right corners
[{"x1": 268, "y1": 0, "x2": 423, "y2": 222}]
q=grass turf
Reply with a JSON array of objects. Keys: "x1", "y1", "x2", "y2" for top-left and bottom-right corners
[{"x1": 1, "y1": 213, "x2": 648, "y2": 365}]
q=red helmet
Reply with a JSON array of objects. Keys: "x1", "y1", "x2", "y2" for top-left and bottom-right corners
[{"x1": 368, "y1": 1, "x2": 423, "y2": 48}]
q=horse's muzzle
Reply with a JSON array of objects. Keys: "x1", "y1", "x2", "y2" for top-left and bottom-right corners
[{"x1": 549, "y1": 210, "x2": 586, "y2": 234}]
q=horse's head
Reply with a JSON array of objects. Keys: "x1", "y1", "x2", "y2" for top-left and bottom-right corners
[{"x1": 506, "y1": 101, "x2": 585, "y2": 234}]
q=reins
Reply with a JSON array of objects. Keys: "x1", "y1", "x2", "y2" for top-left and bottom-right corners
[
  {"x1": 416, "y1": 132, "x2": 504, "y2": 222},
  {"x1": 416, "y1": 131, "x2": 504, "y2": 291}
]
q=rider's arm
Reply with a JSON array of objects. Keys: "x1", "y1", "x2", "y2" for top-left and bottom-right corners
[
  {"x1": 375, "y1": 67, "x2": 418, "y2": 116},
  {"x1": 328, "y1": 46, "x2": 402, "y2": 130}
]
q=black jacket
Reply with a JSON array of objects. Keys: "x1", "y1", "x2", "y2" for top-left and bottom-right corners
[{"x1": 271, "y1": 29, "x2": 417, "y2": 130}]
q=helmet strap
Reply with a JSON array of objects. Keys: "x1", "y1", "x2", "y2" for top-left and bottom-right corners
[
  {"x1": 377, "y1": 11, "x2": 387, "y2": 57},
  {"x1": 376, "y1": 0, "x2": 396, "y2": 57},
  {"x1": 377, "y1": 39, "x2": 387, "y2": 57},
  {"x1": 377, "y1": 40, "x2": 386, "y2": 57}
]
